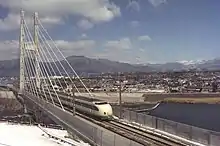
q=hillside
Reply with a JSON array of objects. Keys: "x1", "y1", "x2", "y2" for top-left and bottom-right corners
[
  {"x1": 0, "y1": 56, "x2": 153, "y2": 77},
  {"x1": 0, "y1": 55, "x2": 220, "y2": 77}
]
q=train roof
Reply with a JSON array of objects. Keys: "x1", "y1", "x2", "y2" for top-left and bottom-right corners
[{"x1": 76, "y1": 95, "x2": 102, "y2": 102}]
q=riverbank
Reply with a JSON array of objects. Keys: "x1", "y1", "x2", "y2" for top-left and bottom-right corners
[{"x1": 163, "y1": 97, "x2": 220, "y2": 104}]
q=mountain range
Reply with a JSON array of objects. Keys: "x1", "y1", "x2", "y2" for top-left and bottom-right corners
[{"x1": 0, "y1": 55, "x2": 220, "y2": 77}]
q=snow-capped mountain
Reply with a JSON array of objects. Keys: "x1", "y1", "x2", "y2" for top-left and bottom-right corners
[{"x1": 177, "y1": 60, "x2": 207, "y2": 65}]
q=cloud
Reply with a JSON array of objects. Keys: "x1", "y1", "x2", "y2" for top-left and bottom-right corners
[
  {"x1": 0, "y1": 0, "x2": 121, "y2": 31},
  {"x1": 104, "y1": 38, "x2": 132, "y2": 50},
  {"x1": 0, "y1": 36, "x2": 150, "y2": 63},
  {"x1": 130, "y1": 21, "x2": 140, "y2": 28},
  {"x1": 127, "y1": 0, "x2": 141, "y2": 12},
  {"x1": 77, "y1": 19, "x2": 94, "y2": 30},
  {"x1": 0, "y1": 13, "x2": 63, "y2": 31},
  {"x1": 81, "y1": 33, "x2": 88, "y2": 39},
  {"x1": 138, "y1": 35, "x2": 152, "y2": 41},
  {"x1": 0, "y1": 40, "x2": 19, "y2": 60},
  {"x1": 0, "y1": 39, "x2": 97, "y2": 60},
  {"x1": 0, "y1": 40, "x2": 19, "y2": 50},
  {"x1": 139, "y1": 48, "x2": 145, "y2": 52},
  {"x1": 53, "y1": 40, "x2": 96, "y2": 50},
  {"x1": 148, "y1": 0, "x2": 167, "y2": 7}
]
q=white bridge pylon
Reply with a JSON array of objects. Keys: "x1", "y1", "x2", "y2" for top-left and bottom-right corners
[{"x1": 18, "y1": 10, "x2": 94, "y2": 111}]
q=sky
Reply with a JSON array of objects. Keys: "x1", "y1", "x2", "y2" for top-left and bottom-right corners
[{"x1": 0, "y1": 0, "x2": 219, "y2": 64}]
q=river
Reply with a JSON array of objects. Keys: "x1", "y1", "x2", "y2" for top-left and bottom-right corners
[{"x1": 148, "y1": 102, "x2": 220, "y2": 132}]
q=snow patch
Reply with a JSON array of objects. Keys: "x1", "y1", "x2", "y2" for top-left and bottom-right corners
[
  {"x1": 178, "y1": 60, "x2": 206, "y2": 65},
  {"x1": 0, "y1": 122, "x2": 90, "y2": 146}
]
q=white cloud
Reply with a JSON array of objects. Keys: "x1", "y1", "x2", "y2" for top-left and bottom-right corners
[
  {"x1": 0, "y1": 13, "x2": 63, "y2": 31},
  {"x1": 130, "y1": 21, "x2": 140, "y2": 28},
  {"x1": 0, "y1": 39, "x2": 97, "y2": 60},
  {"x1": 81, "y1": 33, "x2": 88, "y2": 39},
  {"x1": 40, "y1": 17, "x2": 63, "y2": 25},
  {"x1": 0, "y1": 38, "x2": 151, "y2": 64},
  {"x1": 77, "y1": 19, "x2": 94, "y2": 30},
  {"x1": 0, "y1": 0, "x2": 121, "y2": 31},
  {"x1": 127, "y1": 0, "x2": 140, "y2": 12},
  {"x1": 0, "y1": 40, "x2": 19, "y2": 50},
  {"x1": 148, "y1": 0, "x2": 167, "y2": 7},
  {"x1": 0, "y1": 14, "x2": 20, "y2": 31},
  {"x1": 104, "y1": 38, "x2": 132, "y2": 50},
  {"x1": 0, "y1": 40, "x2": 19, "y2": 60},
  {"x1": 139, "y1": 48, "x2": 145, "y2": 52},
  {"x1": 138, "y1": 35, "x2": 152, "y2": 41},
  {"x1": 53, "y1": 40, "x2": 96, "y2": 50}
]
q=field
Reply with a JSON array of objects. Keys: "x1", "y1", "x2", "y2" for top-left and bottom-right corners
[
  {"x1": 163, "y1": 97, "x2": 220, "y2": 104},
  {"x1": 76, "y1": 92, "x2": 220, "y2": 104},
  {"x1": 76, "y1": 92, "x2": 145, "y2": 103}
]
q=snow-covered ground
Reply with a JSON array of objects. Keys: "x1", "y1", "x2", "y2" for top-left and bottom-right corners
[
  {"x1": 0, "y1": 122, "x2": 90, "y2": 146},
  {"x1": 0, "y1": 91, "x2": 15, "y2": 99}
]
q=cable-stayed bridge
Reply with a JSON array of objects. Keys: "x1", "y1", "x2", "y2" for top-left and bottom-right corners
[
  {"x1": 8, "y1": 10, "x2": 146, "y2": 146},
  {"x1": 7, "y1": 10, "x2": 220, "y2": 146}
]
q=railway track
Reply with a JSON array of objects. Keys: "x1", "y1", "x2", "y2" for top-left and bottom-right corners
[
  {"x1": 39, "y1": 93, "x2": 188, "y2": 146},
  {"x1": 104, "y1": 121, "x2": 188, "y2": 146},
  {"x1": 62, "y1": 105, "x2": 187, "y2": 146}
]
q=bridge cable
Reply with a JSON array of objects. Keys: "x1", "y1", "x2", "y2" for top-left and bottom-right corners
[
  {"x1": 37, "y1": 35, "x2": 68, "y2": 106},
  {"x1": 38, "y1": 28, "x2": 81, "y2": 95},
  {"x1": 23, "y1": 20, "x2": 56, "y2": 106},
  {"x1": 38, "y1": 20, "x2": 93, "y2": 97},
  {"x1": 24, "y1": 48, "x2": 49, "y2": 102},
  {"x1": 22, "y1": 25, "x2": 40, "y2": 99},
  {"x1": 24, "y1": 21, "x2": 56, "y2": 106},
  {"x1": 23, "y1": 40, "x2": 40, "y2": 99},
  {"x1": 23, "y1": 22, "x2": 49, "y2": 102},
  {"x1": 23, "y1": 20, "x2": 61, "y2": 108},
  {"x1": 38, "y1": 30, "x2": 80, "y2": 96},
  {"x1": 37, "y1": 47, "x2": 64, "y2": 110},
  {"x1": 24, "y1": 49, "x2": 38, "y2": 97}
]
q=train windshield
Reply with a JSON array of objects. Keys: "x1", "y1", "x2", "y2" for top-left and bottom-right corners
[{"x1": 95, "y1": 102, "x2": 108, "y2": 105}]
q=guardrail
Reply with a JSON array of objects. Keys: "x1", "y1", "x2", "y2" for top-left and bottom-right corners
[{"x1": 113, "y1": 107, "x2": 220, "y2": 146}]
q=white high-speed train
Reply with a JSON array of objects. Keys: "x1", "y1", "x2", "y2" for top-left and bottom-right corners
[
  {"x1": 60, "y1": 96, "x2": 113, "y2": 120},
  {"x1": 37, "y1": 89, "x2": 113, "y2": 120}
]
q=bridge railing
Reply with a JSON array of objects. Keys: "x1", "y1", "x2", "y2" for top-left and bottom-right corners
[
  {"x1": 113, "y1": 107, "x2": 220, "y2": 146},
  {"x1": 22, "y1": 91, "x2": 142, "y2": 146}
]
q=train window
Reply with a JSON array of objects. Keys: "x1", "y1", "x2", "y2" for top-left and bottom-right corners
[
  {"x1": 92, "y1": 106, "x2": 99, "y2": 111},
  {"x1": 95, "y1": 102, "x2": 108, "y2": 105},
  {"x1": 75, "y1": 101, "x2": 99, "y2": 111}
]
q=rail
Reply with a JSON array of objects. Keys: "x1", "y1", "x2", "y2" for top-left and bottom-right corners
[
  {"x1": 113, "y1": 107, "x2": 220, "y2": 146},
  {"x1": 53, "y1": 97, "x2": 191, "y2": 146}
]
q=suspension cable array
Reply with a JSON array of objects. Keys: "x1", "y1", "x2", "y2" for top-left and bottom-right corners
[{"x1": 20, "y1": 11, "x2": 94, "y2": 110}]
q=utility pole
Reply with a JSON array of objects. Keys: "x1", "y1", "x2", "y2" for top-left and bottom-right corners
[
  {"x1": 19, "y1": 9, "x2": 25, "y2": 94},
  {"x1": 118, "y1": 73, "x2": 122, "y2": 119},
  {"x1": 34, "y1": 12, "x2": 40, "y2": 89},
  {"x1": 72, "y1": 85, "x2": 76, "y2": 116}
]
